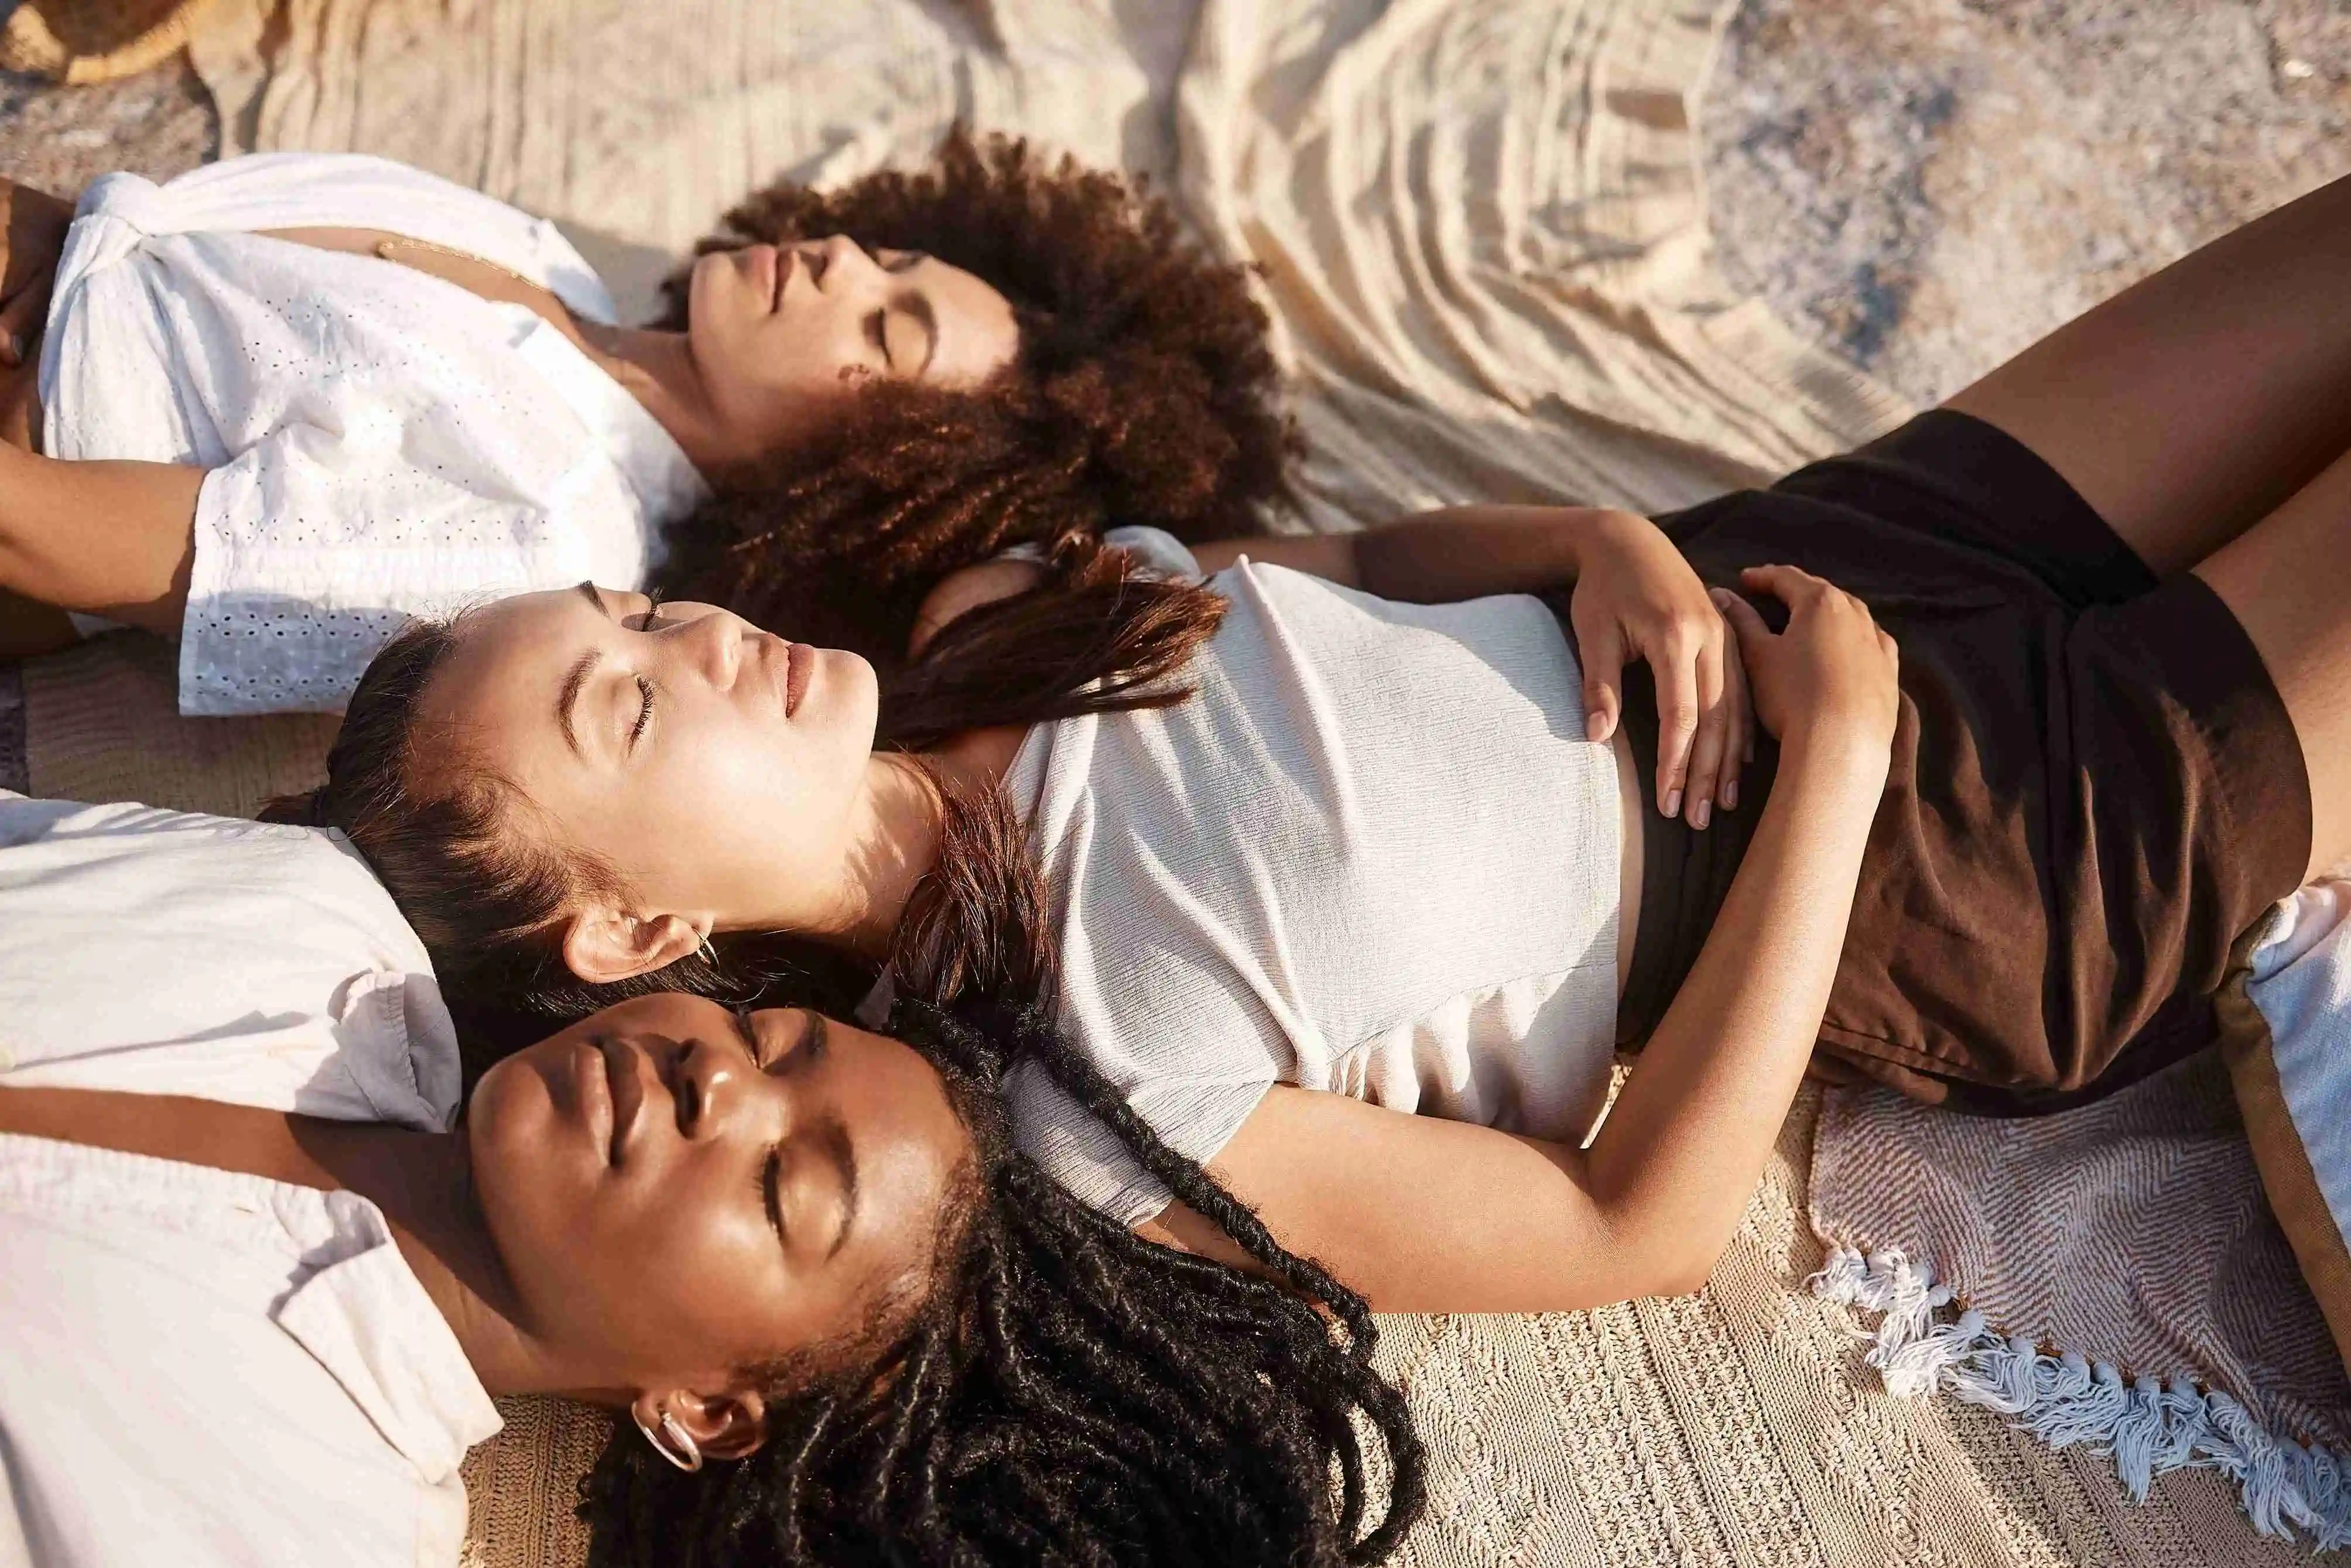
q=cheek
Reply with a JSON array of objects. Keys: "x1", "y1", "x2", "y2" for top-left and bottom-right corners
[
  {"x1": 706, "y1": 326, "x2": 868, "y2": 447},
  {"x1": 594, "y1": 1190, "x2": 791, "y2": 1370}
]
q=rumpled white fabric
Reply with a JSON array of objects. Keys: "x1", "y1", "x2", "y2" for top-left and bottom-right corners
[
  {"x1": 0, "y1": 792, "x2": 495, "y2": 1567},
  {"x1": 39, "y1": 152, "x2": 707, "y2": 716},
  {"x1": 0, "y1": 1135, "x2": 502, "y2": 1568},
  {"x1": 0, "y1": 792, "x2": 461, "y2": 1131}
]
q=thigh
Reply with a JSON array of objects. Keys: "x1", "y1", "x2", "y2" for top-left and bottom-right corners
[
  {"x1": 1946, "y1": 169, "x2": 2351, "y2": 578},
  {"x1": 2195, "y1": 444, "x2": 2351, "y2": 884}
]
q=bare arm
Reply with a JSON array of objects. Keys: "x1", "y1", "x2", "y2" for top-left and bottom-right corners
[
  {"x1": 0, "y1": 177, "x2": 73, "y2": 368},
  {"x1": 1141, "y1": 567, "x2": 1900, "y2": 1309},
  {"x1": 0, "y1": 440, "x2": 203, "y2": 634}
]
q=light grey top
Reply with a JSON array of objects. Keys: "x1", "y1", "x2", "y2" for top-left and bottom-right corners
[{"x1": 1002, "y1": 529, "x2": 1623, "y2": 1224}]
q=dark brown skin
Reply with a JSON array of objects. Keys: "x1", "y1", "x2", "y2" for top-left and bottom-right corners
[{"x1": 0, "y1": 994, "x2": 971, "y2": 1460}]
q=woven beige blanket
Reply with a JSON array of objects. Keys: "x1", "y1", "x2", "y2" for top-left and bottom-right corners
[{"x1": 9, "y1": 0, "x2": 2297, "y2": 1559}]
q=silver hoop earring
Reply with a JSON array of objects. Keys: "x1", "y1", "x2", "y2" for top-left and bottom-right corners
[
  {"x1": 632, "y1": 1408, "x2": 704, "y2": 1473},
  {"x1": 697, "y1": 934, "x2": 718, "y2": 967}
]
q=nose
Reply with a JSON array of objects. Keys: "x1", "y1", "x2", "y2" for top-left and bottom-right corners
[
  {"x1": 666, "y1": 604, "x2": 742, "y2": 690},
  {"x1": 671, "y1": 1033, "x2": 785, "y2": 1141},
  {"x1": 813, "y1": 233, "x2": 882, "y2": 295}
]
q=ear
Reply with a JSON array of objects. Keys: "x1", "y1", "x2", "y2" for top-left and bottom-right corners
[
  {"x1": 562, "y1": 904, "x2": 708, "y2": 986},
  {"x1": 633, "y1": 1386, "x2": 769, "y2": 1464}
]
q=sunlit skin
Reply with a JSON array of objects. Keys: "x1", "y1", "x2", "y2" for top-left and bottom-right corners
[
  {"x1": 0, "y1": 992, "x2": 973, "y2": 1459},
  {"x1": 470, "y1": 994, "x2": 970, "y2": 1447},
  {"x1": 677, "y1": 235, "x2": 1023, "y2": 464},
  {"x1": 412, "y1": 584, "x2": 955, "y2": 982}
]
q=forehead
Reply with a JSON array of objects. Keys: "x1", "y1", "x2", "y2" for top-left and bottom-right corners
[
  {"x1": 913, "y1": 256, "x2": 1019, "y2": 386},
  {"x1": 420, "y1": 588, "x2": 615, "y2": 727}
]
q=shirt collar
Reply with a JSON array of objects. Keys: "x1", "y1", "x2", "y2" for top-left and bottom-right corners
[
  {"x1": 0, "y1": 1136, "x2": 503, "y2": 1484},
  {"x1": 271, "y1": 1187, "x2": 506, "y2": 1483}
]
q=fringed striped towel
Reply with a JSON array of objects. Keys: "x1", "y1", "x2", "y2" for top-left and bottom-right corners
[{"x1": 1808, "y1": 902, "x2": 2351, "y2": 1550}]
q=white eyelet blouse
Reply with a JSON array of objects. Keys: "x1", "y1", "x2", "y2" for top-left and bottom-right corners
[{"x1": 37, "y1": 152, "x2": 711, "y2": 716}]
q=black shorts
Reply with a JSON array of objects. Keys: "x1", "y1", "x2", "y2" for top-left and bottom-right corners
[{"x1": 1607, "y1": 408, "x2": 2312, "y2": 1114}]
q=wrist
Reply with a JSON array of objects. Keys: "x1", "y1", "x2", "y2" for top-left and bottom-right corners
[{"x1": 1779, "y1": 720, "x2": 1893, "y2": 787}]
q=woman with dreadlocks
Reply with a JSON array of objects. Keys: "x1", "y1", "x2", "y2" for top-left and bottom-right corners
[
  {"x1": 0, "y1": 131, "x2": 1282, "y2": 710},
  {"x1": 1, "y1": 970, "x2": 1423, "y2": 1567}
]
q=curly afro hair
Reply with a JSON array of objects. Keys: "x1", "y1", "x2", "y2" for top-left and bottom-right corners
[{"x1": 654, "y1": 127, "x2": 1295, "y2": 660}]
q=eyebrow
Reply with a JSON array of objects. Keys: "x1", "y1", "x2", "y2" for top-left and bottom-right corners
[{"x1": 556, "y1": 584, "x2": 616, "y2": 757}]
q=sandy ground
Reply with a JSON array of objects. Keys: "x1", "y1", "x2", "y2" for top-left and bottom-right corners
[{"x1": 1705, "y1": 0, "x2": 2351, "y2": 405}]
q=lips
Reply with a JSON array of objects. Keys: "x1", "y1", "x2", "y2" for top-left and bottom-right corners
[
  {"x1": 783, "y1": 642, "x2": 812, "y2": 717},
  {"x1": 768, "y1": 245, "x2": 787, "y2": 313},
  {"x1": 599, "y1": 1039, "x2": 645, "y2": 1166}
]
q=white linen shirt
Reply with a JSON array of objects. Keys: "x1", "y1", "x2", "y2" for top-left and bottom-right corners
[
  {"x1": 0, "y1": 796, "x2": 460, "y2": 1128},
  {"x1": 0, "y1": 795, "x2": 498, "y2": 1567},
  {"x1": 38, "y1": 152, "x2": 710, "y2": 716}
]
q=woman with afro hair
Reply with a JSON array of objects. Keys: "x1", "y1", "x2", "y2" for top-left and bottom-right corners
[
  {"x1": 650, "y1": 127, "x2": 1294, "y2": 665},
  {"x1": 0, "y1": 131, "x2": 1284, "y2": 711}
]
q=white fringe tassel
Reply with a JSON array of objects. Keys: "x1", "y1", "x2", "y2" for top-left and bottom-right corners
[{"x1": 1808, "y1": 1245, "x2": 2351, "y2": 1552}]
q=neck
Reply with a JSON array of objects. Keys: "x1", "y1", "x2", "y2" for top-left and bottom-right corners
[
  {"x1": 290, "y1": 1121, "x2": 577, "y2": 1398},
  {"x1": 820, "y1": 752, "x2": 952, "y2": 963},
  {"x1": 571, "y1": 320, "x2": 740, "y2": 477},
  {"x1": 788, "y1": 738, "x2": 1022, "y2": 963}
]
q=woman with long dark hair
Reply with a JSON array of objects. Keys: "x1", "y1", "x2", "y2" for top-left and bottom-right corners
[{"x1": 1, "y1": 978, "x2": 1422, "y2": 1567}]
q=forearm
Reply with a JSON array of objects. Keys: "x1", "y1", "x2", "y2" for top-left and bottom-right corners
[
  {"x1": 1349, "y1": 505, "x2": 1611, "y2": 601},
  {"x1": 1190, "y1": 505, "x2": 1635, "y2": 601},
  {"x1": 1583, "y1": 734, "x2": 1885, "y2": 1288},
  {"x1": 0, "y1": 443, "x2": 203, "y2": 632}
]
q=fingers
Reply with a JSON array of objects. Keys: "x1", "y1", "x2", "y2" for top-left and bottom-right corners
[
  {"x1": 1712, "y1": 593, "x2": 1754, "y2": 809},
  {"x1": 1715, "y1": 588, "x2": 1774, "y2": 655},
  {"x1": 1738, "y1": 562, "x2": 1832, "y2": 608},
  {"x1": 1652, "y1": 623, "x2": 1703, "y2": 819},
  {"x1": 1679, "y1": 634, "x2": 1731, "y2": 828},
  {"x1": 1576, "y1": 615, "x2": 1625, "y2": 744}
]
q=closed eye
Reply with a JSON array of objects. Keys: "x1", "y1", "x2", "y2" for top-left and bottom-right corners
[
  {"x1": 628, "y1": 676, "x2": 655, "y2": 748},
  {"x1": 625, "y1": 590, "x2": 669, "y2": 633},
  {"x1": 760, "y1": 1147, "x2": 786, "y2": 1244},
  {"x1": 865, "y1": 307, "x2": 891, "y2": 368}
]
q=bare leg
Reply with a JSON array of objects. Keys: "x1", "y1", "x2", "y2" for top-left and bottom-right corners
[
  {"x1": 1947, "y1": 170, "x2": 2351, "y2": 578},
  {"x1": 2193, "y1": 447, "x2": 2351, "y2": 883}
]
